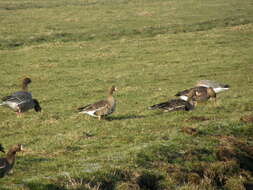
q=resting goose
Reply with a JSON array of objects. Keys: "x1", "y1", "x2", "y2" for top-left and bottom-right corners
[
  {"x1": 0, "y1": 144, "x2": 5, "y2": 153},
  {"x1": 78, "y1": 86, "x2": 117, "y2": 120},
  {"x1": 175, "y1": 86, "x2": 216, "y2": 102},
  {"x1": 0, "y1": 144, "x2": 23, "y2": 178},
  {"x1": 0, "y1": 78, "x2": 41, "y2": 114},
  {"x1": 149, "y1": 98, "x2": 195, "y2": 112},
  {"x1": 196, "y1": 80, "x2": 230, "y2": 93}
]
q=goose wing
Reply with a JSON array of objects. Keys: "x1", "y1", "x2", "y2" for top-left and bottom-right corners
[
  {"x1": 196, "y1": 80, "x2": 230, "y2": 93},
  {"x1": 78, "y1": 100, "x2": 111, "y2": 116},
  {"x1": 149, "y1": 101, "x2": 171, "y2": 110},
  {"x1": 0, "y1": 158, "x2": 7, "y2": 178},
  {"x1": 163, "y1": 99, "x2": 190, "y2": 111},
  {"x1": 2, "y1": 91, "x2": 32, "y2": 105},
  {"x1": 175, "y1": 88, "x2": 193, "y2": 96},
  {"x1": 149, "y1": 99, "x2": 193, "y2": 111},
  {"x1": 0, "y1": 159, "x2": 6, "y2": 169}
]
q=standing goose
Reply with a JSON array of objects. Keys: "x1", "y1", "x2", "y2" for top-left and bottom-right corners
[
  {"x1": 0, "y1": 144, "x2": 5, "y2": 153},
  {"x1": 0, "y1": 78, "x2": 41, "y2": 114},
  {"x1": 0, "y1": 144, "x2": 23, "y2": 178},
  {"x1": 148, "y1": 98, "x2": 196, "y2": 112},
  {"x1": 78, "y1": 86, "x2": 117, "y2": 120},
  {"x1": 196, "y1": 80, "x2": 230, "y2": 93},
  {"x1": 175, "y1": 86, "x2": 216, "y2": 102}
]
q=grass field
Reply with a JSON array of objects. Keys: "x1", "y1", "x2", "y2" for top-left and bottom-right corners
[{"x1": 0, "y1": 0, "x2": 253, "y2": 189}]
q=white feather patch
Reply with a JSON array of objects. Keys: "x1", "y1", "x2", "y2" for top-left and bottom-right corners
[
  {"x1": 0, "y1": 162, "x2": 6, "y2": 169},
  {"x1": 198, "y1": 84, "x2": 209, "y2": 88},
  {"x1": 179, "y1": 96, "x2": 188, "y2": 101},
  {"x1": 79, "y1": 110, "x2": 98, "y2": 117},
  {"x1": 5, "y1": 101, "x2": 18, "y2": 110},
  {"x1": 213, "y1": 87, "x2": 229, "y2": 93}
]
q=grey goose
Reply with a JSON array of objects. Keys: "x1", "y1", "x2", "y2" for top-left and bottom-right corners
[{"x1": 0, "y1": 78, "x2": 41, "y2": 115}]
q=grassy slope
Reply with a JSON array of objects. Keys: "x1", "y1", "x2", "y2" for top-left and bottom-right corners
[{"x1": 0, "y1": 0, "x2": 253, "y2": 189}]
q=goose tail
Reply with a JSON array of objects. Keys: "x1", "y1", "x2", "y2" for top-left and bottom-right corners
[
  {"x1": 77, "y1": 104, "x2": 91, "y2": 113},
  {"x1": 224, "y1": 84, "x2": 230, "y2": 88},
  {"x1": 148, "y1": 102, "x2": 167, "y2": 110},
  {"x1": 148, "y1": 104, "x2": 160, "y2": 110}
]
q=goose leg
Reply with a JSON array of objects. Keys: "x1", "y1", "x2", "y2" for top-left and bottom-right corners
[
  {"x1": 16, "y1": 112, "x2": 21, "y2": 117},
  {"x1": 214, "y1": 98, "x2": 218, "y2": 106},
  {"x1": 211, "y1": 97, "x2": 217, "y2": 107},
  {"x1": 16, "y1": 107, "x2": 22, "y2": 117}
]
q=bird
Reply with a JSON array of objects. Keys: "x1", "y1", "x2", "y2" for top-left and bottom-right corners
[
  {"x1": 175, "y1": 86, "x2": 216, "y2": 103},
  {"x1": 0, "y1": 144, "x2": 23, "y2": 178},
  {"x1": 148, "y1": 98, "x2": 195, "y2": 112},
  {"x1": 0, "y1": 78, "x2": 41, "y2": 115},
  {"x1": 0, "y1": 144, "x2": 5, "y2": 153},
  {"x1": 195, "y1": 80, "x2": 230, "y2": 93},
  {"x1": 78, "y1": 86, "x2": 117, "y2": 120}
]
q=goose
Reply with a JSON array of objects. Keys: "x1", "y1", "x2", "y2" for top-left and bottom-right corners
[
  {"x1": 0, "y1": 144, "x2": 5, "y2": 153},
  {"x1": 196, "y1": 80, "x2": 230, "y2": 93},
  {"x1": 175, "y1": 86, "x2": 216, "y2": 102},
  {"x1": 148, "y1": 98, "x2": 196, "y2": 112},
  {"x1": 78, "y1": 86, "x2": 117, "y2": 120},
  {"x1": 0, "y1": 78, "x2": 41, "y2": 114},
  {"x1": 0, "y1": 144, "x2": 23, "y2": 178}
]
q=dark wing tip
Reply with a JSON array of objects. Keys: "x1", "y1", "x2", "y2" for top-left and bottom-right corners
[
  {"x1": 148, "y1": 106, "x2": 156, "y2": 110},
  {"x1": 1, "y1": 96, "x2": 12, "y2": 101},
  {"x1": 77, "y1": 104, "x2": 91, "y2": 112},
  {"x1": 224, "y1": 84, "x2": 230, "y2": 88},
  {"x1": 77, "y1": 107, "x2": 84, "y2": 111},
  {"x1": 148, "y1": 103, "x2": 161, "y2": 110},
  {"x1": 175, "y1": 92, "x2": 181, "y2": 96}
]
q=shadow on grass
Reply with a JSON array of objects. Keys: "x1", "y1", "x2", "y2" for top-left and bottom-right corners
[
  {"x1": 24, "y1": 183, "x2": 66, "y2": 190},
  {"x1": 106, "y1": 115, "x2": 146, "y2": 121},
  {"x1": 19, "y1": 157, "x2": 52, "y2": 166}
]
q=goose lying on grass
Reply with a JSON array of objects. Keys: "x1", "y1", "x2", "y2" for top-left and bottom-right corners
[
  {"x1": 0, "y1": 78, "x2": 41, "y2": 115},
  {"x1": 149, "y1": 98, "x2": 196, "y2": 112},
  {"x1": 176, "y1": 86, "x2": 216, "y2": 103},
  {"x1": 196, "y1": 80, "x2": 230, "y2": 93},
  {"x1": 78, "y1": 86, "x2": 117, "y2": 120},
  {"x1": 0, "y1": 144, "x2": 23, "y2": 178}
]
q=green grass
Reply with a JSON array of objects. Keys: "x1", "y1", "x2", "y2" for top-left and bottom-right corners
[{"x1": 0, "y1": 0, "x2": 253, "y2": 189}]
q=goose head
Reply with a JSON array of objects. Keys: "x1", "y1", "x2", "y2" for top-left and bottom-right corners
[
  {"x1": 33, "y1": 99, "x2": 42, "y2": 112},
  {"x1": 108, "y1": 86, "x2": 118, "y2": 95},
  {"x1": 0, "y1": 144, "x2": 5, "y2": 153},
  {"x1": 8, "y1": 144, "x2": 23, "y2": 155}
]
